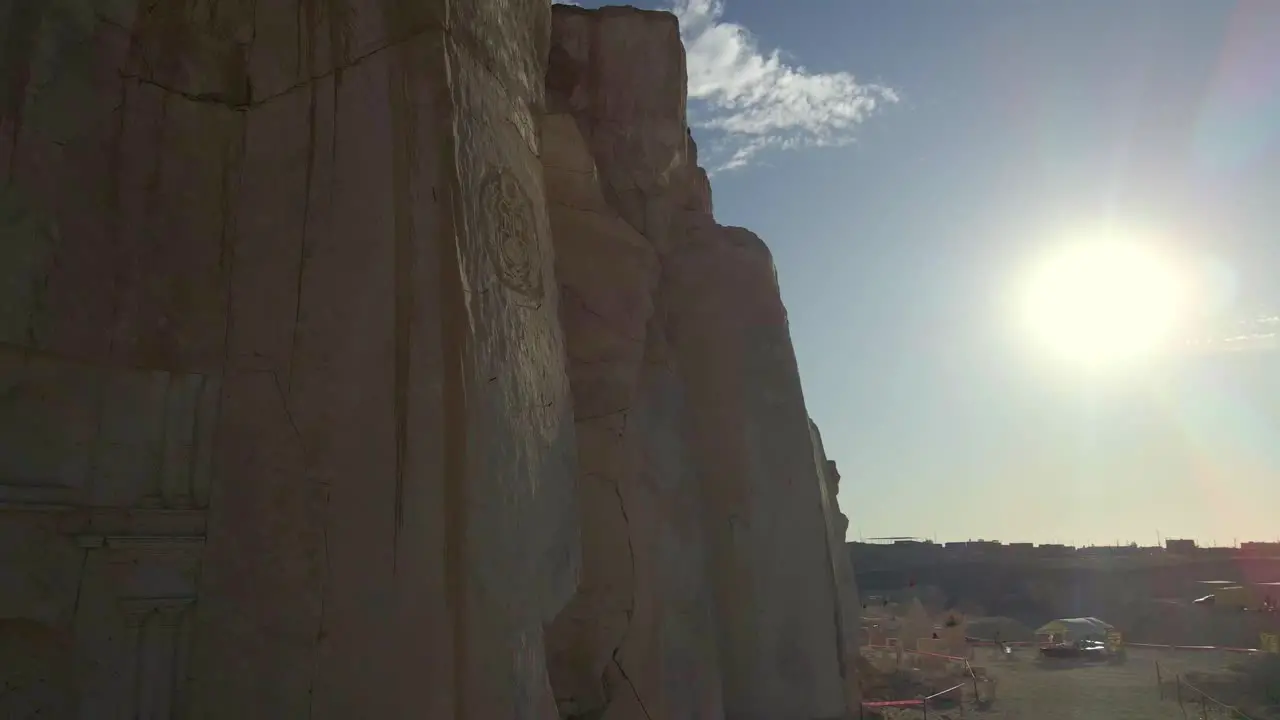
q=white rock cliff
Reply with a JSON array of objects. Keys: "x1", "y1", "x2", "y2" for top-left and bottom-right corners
[{"x1": 0, "y1": 0, "x2": 859, "y2": 718}]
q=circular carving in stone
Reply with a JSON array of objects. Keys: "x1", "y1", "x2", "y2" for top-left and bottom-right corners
[{"x1": 481, "y1": 168, "x2": 544, "y2": 303}]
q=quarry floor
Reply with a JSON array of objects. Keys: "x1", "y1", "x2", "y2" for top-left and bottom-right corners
[{"x1": 874, "y1": 647, "x2": 1258, "y2": 720}]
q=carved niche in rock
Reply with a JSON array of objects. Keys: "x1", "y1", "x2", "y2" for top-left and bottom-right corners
[{"x1": 0, "y1": 347, "x2": 220, "y2": 509}]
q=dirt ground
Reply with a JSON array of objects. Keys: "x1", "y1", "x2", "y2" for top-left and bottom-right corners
[{"x1": 866, "y1": 647, "x2": 1270, "y2": 720}]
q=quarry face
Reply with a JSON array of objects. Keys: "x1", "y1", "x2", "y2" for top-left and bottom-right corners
[{"x1": 0, "y1": 1, "x2": 859, "y2": 718}]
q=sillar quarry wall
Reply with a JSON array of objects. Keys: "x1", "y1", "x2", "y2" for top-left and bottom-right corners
[{"x1": 0, "y1": 1, "x2": 859, "y2": 718}]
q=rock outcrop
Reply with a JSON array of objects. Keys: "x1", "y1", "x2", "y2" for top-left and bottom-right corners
[
  {"x1": 0, "y1": 1, "x2": 859, "y2": 718},
  {"x1": 542, "y1": 7, "x2": 860, "y2": 719}
]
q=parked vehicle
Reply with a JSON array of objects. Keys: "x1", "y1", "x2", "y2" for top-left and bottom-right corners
[{"x1": 1039, "y1": 639, "x2": 1110, "y2": 661}]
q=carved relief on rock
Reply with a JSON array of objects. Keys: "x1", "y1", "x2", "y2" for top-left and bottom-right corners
[
  {"x1": 481, "y1": 168, "x2": 545, "y2": 304},
  {"x1": 118, "y1": 597, "x2": 196, "y2": 719},
  {"x1": 0, "y1": 346, "x2": 221, "y2": 508}
]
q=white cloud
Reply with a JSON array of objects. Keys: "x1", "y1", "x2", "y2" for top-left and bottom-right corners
[{"x1": 670, "y1": 0, "x2": 897, "y2": 172}]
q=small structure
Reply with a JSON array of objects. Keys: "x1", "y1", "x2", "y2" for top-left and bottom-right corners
[
  {"x1": 898, "y1": 599, "x2": 933, "y2": 653},
  {"x1": 1035, "y1": 617, "x2": 1116, "y2": 645},
  {"x1": 861, "y1": 625, "x2": 883, "y2": 647},
  {"x1": 936, "y1": 610, "x2": 968, "y2": 658}
]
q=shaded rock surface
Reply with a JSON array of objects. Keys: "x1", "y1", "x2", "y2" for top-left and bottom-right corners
[
  {"x1": 542, "y1": 6, "x2": 860, "y2": 720},
  {"x1": 0, "y1": 1, "x2": 859, "y2": 718},
  {"x1": 0, "y1": 0, "x2": 574, "y2": 717}
]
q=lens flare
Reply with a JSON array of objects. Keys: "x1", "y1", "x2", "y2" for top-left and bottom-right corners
[{"x1": 1017, "y1": 240, "x2": 1189, "y2": 370}]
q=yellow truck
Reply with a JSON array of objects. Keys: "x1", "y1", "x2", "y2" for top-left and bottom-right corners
[
  {"x1": 1212, "y1": 584, "x2": 1266, "y2": 611},
  {"x1": 1262, "y1": 633, "x2": 1280, "y2": 654}
]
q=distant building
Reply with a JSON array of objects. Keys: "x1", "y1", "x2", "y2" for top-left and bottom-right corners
[
  {"x1": 847, "y1": 539, "x2": 943, "y2": 569},
  {"x1": 1166, "y1": 539, "x2": 1197, "y2": 554},
  {"x1": 1076, "y1": 545, "x2": 1116, "y2": 558},
  {"x1": 1036, "y1": 544, "x2": 1073, "y2": 556},
  {"x1": 1242, "y1": 542, "x2": 1280, "y2": 556},
  {"x1": 936, "y1": 540, "x2": 1002, "y2": 557}
]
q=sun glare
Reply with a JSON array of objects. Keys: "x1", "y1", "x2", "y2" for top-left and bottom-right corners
[{"x1": 1017, "y1": 239, "x2": 1188, "y2": 370}]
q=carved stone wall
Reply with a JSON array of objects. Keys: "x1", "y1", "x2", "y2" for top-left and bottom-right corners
[
  {"x1": 0, "y1": 0, "x2": 575, "y2": 718},
  {"x1": 0, "y1": 340, "x2": 209, "y2": 720},
  {"x1": 1, "y1": 2, "x2": 860, "y2": 718},
  {"x1": 0, "y1": 507, "x2": 203, "y2": 719},
  {"x1": 0, "y1": 351, "x2": 219, "y2": 509}
]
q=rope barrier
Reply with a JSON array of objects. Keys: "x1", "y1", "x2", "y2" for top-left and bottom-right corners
[
  {"x1": 862, "y1": 699, "x2": 924, "y2": 708},
  {"x1": 925, "y1": 682, "x2": 967, "y2": 701},
  {"x1": 1128, "y1": 642, "x2": 1258, "y2": 653},
  {"x1": 1176, "y1": 670, "x2": 1257, "y2": 720}
]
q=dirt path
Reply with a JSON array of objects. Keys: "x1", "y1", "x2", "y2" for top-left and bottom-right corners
[{"x1": 874, "y1": 647, "x2": 1244, "y2": 720}]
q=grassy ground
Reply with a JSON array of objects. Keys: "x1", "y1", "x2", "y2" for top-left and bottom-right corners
[{"x1": 870, "y1": 647, "x2": 1251, "y2": 720}]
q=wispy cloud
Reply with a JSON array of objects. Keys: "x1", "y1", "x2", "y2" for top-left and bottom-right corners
[{"x1": 670, "y1": 0, "x2": 897, "y2": 172}]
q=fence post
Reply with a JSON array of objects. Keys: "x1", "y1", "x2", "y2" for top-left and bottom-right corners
[{"x1": 922, "y1": 698, "x2": 928, "y2": 720}]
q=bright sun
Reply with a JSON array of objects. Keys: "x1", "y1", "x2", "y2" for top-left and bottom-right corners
[{"x1": 1017, "y1": 239, "x2": 1188, "y2": 370}]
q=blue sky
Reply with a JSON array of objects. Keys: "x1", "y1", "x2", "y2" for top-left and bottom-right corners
[{"x1": 565, "y1": 1, "x2": 1280, "y2": 546}]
